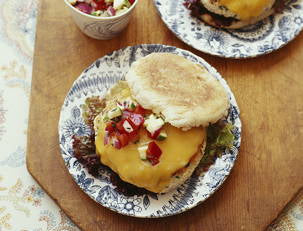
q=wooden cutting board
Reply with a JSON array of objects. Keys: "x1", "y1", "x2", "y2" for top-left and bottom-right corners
[{"x1": 26, "y1": 0, "x2": 303, "y2": 230}]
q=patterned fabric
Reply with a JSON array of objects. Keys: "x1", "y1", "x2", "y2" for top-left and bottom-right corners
[
  {"x1": 0, "y1": 0, "x2": 79, "y2": 230},
  {"x1": 0, "y1": 0, "x2": 302, "y2": 229},
  {"x1": 267, "y1": 188, "x2": 303, "y2": 231}
]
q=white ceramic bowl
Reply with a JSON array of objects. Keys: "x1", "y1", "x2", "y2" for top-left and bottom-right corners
[{"x1": 64, "y1": 0, "x2": 138, "y2": 40}]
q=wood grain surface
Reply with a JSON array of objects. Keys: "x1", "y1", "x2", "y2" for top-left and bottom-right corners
[{"x1": 26, "y1": 0, "x2": 303, "y2": 230}]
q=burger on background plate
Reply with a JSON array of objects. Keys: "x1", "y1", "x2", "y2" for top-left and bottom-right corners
[{"x1": 184, "y1": 0, "x2": 286, "y2": 29}]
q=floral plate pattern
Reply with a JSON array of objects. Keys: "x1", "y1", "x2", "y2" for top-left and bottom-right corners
[
  {"x1": 58, "y1": 44, "x2": 241, "y2": 218},
  {"x1": 153, "y1": 0, "x2": 303, "y2": 58}
]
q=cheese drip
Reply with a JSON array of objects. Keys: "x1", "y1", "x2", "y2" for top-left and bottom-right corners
[
  {"x1": 219, "y1": 0, "x2": 274, "y2": 20},
  {"x1": 95, "y1": 119, "x2": 205, "y2": 193}
]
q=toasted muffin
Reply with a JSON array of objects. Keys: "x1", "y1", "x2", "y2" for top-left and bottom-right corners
[
  {"x1": 93, "y1": 53, "x2": 229, "y2": 193},
  {"x1": 126, "y1": 53, "x2": 229, "y2": 130}
]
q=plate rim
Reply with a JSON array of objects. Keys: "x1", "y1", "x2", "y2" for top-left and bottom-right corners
[{"x1": 153, "y1": 0, "x2": 303, "y2": 59}]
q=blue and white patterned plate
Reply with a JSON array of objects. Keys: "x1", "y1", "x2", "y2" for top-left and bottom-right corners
[
  {"x1": 154, "y1": 0, "x2": 303, "y2": 58},
  {"x1": 58, "y1": 44, "x2": 241, "y2": 218}
]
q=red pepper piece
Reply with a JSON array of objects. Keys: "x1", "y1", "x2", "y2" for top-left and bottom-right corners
[
  {"x1": 129, "y1": 0, "x2": 135, "y2": 4},
  {"x1": 128, "y1": 130, "x2": 139, "y2": 143},
  {"x1": 146, "y1": 141, "x2": 162, "y2": 165},
  {"x1": 93, "y1": 0, "x2": 108, "y2": 10},
  {"x1": 116, "y1": 119, "x2": 126, "y2": 133},
  {"x1": 116, "y1": 133, "x2": 129, "y2": 147},
  {"x1": 134, "y1": 105, "x2": 146, "y2": 115},
  {"x1": 127, "y1": 113, "x2": 144, "y2": 129},
  {"x1": 105, "y1": 121, "x2": 115, "y2": 133},
  {"x1": 116, "y1": 118, "x2": 136, "y2": 134},
  {"x1": 147, "y1": 142, "x2": 162, "y2": 158}
]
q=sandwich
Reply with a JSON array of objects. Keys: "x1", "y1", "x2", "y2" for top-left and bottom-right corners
[
  {"x1": 184, "y1": 0, "x2": 286, "y2": 29},
  {"x1": 91, "y1": 53, "x2": 230, "y2": 193}
]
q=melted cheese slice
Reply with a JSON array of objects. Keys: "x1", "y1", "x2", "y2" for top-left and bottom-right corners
[
  {"x1": 95, "y1": 119, "x2": 205, "y2": 193},
  {"x1": 219, "y1": 0, "x2": 273, "y2": 20}
]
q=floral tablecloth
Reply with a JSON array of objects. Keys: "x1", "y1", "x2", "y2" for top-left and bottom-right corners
[
  {"x1": 0, "y1": 0, "x2": 302, "y2": 230},
  {"x1": 0, "y1": 0, "x2": 79, "y2": 230}
]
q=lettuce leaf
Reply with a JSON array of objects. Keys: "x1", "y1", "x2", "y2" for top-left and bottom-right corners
[
  {"x1": 81, "y1": 96, "x2": 106, "y2": 130},
  {"x1": 201, "y1": 121, "x2": 235, "y2": 166}
]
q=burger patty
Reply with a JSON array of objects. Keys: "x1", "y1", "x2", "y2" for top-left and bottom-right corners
[
  {"x1": 184, "y1": 0, "x2": 286, "y2": 28},
  {"x1": 184, "y1": 0, "x2": 238, "y2": 27},
  {"x1": 273, "y1": 0, "x2": 286, "y2": 13}
]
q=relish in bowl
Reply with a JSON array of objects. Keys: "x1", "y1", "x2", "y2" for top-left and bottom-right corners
[{"x1": 68, "y1": 0, "x2": 136, "y2": 17}]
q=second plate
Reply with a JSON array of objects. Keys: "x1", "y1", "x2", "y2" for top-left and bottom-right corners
[{"x1": 154, "y1": 0, "x2": 303, "y2": 58}]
